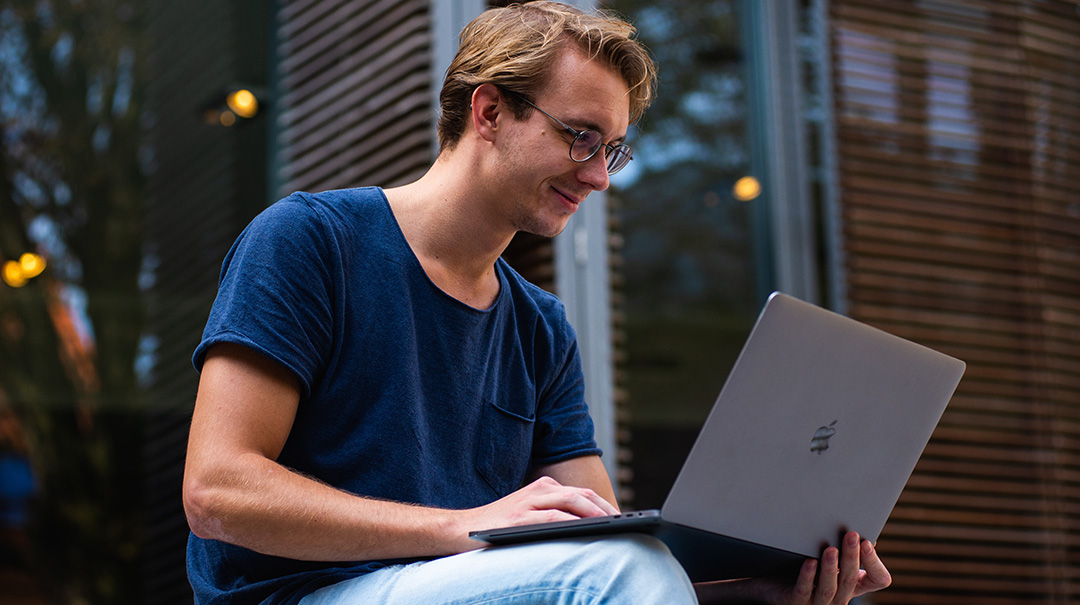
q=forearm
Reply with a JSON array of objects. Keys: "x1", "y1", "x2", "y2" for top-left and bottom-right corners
[
  {"x1": 183, "y1": 453, "x2": 472, "y2": 561},
  {"x1": 184, "y1": 348, "x2": 617, "y2": 563},
  {"x1": 183, "y1": 456, "x2": 617, "y2": 562},
  {"x1": 184, "y1": 345, "x2": 478, "y2": 562}
]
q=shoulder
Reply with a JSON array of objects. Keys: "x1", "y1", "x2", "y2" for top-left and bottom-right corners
[
  {"x1": 240, "y1": 187, "x2": 393, "y2": 254},
  {"x1": 260, "y1": 187, "x2": 387, "y2": 226},
  {"x1": 499, "y1": 260, "x2": 565, "y2": 316},
  {"x1": 498, "y1": 260, "x2": 576, "y2": 346},
  {"x1": 217, "y1": 189, "x2": 392, "y2": 289}
]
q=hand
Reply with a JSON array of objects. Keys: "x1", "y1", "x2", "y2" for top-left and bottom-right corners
[
  {"x1": 747, "y1": 532, "x2": 891, "y2": 605},
  {"x1": 454, "y1": 476, "x2": 619, "y2": 551}
]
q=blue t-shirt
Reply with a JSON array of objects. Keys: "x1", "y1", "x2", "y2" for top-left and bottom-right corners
[{"x1": 187, "y1": 187, "x2": 601, "y2": 604}]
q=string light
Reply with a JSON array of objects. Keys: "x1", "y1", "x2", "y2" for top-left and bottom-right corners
[
  {"x1": 2, "y1": 253, "x2": 46, "y2": 288},
  {"x1": 19, "y1": 253, "x2": 46, "y2": 278}
]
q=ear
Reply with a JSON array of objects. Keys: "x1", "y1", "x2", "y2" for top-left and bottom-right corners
[{"x1": 470, "y1": 83, "x2": 504, "y2": 143}]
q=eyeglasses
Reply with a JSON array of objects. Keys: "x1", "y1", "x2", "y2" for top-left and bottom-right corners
[{"x1": 517, "y1": 97, "x2": 633, "y2": 175}]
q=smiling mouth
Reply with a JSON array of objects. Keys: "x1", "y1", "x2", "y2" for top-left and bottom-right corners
[{"x1": 553, "y1": 187, "x2": 583, "y2": 208}]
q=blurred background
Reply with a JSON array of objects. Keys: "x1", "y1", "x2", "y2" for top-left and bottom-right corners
[{"x1": 0, "y1": 0, "x2": 1076, "y2": 603}]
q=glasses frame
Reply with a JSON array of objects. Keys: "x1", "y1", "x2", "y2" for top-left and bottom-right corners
[{"x1": 516, "y1": 96, "x2": 633, "y2": 176}]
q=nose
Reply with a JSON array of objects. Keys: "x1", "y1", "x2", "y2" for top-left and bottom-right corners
[{"x1": 577, "y1": 151, "x2": 611, "y2": 192}]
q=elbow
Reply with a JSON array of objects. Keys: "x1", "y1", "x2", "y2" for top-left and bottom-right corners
[{"x1": 183, "y1": 473, "x2": 229, "y2": 541}]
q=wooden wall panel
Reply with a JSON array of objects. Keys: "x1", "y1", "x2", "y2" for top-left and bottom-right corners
[
  {"x1": 142, "y1": 0, "x2": 271, "y2": 601},
  {"x1": 830, "y1": 1, "x2": 1080, "y2": 602},
  {"x1": 141, "y1": 0, "x2": 259, "y2": 600}
]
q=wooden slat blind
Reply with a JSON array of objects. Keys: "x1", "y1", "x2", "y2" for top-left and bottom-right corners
[
  {"x1": 275, "y1": 0, "x2": 433, "y2": 194},
  {"x1": 830, "y1": 0, "x2": 1080, "y2": 602}
]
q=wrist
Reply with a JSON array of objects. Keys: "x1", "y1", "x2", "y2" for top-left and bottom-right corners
[{"x1": 432, "y1": 506, "x2": 480, "y2": 555}]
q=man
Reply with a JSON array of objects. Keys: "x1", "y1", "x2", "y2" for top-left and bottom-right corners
[{"x1": 182, "y1": 3, "x2": 891, "y2": 604}]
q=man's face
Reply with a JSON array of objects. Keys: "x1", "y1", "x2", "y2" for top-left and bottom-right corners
[{"x1": 497, "y1": 47, "x2": 631, "y2": 238}]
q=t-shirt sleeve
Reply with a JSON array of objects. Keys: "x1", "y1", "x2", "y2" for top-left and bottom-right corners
[
  {"x1": 193, "y1": 194, "x2": 336, "y2": 398},
  {"x1": 530, "y1": 314, "x2": 603, "y2": 466}
]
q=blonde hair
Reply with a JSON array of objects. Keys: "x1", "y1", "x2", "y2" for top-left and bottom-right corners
[{"x1": 437, "y1": 1, "x2": 657, "y2": 152}]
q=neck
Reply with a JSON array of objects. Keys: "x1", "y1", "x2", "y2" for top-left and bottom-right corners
[{"x1": 383, "y1": 153, "x2": 514, "y2": 309}]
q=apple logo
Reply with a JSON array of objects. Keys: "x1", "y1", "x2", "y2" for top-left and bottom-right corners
[{"x1": 810, "y1": 420, "x2": 838, "y2": 455}]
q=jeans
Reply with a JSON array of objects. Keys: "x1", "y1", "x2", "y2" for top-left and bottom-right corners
[{"x1": 298, "y1": 534, "x2": 699, "y2": 604}]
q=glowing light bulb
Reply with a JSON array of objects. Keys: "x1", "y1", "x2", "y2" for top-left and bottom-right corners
[
  {"x1": 19, "y1": 253, "x2": 45, "y2": 278},
  {"x1": 2, "y1": 261, "x2": 27, "y2": 287},
  {"x1": 226, "y1": 89, "x2": 259, "y2": 119},
  {"x1": 733, "y1": 176, "x2": 762, "y2": 202}
]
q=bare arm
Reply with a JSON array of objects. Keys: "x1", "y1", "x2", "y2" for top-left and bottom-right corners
[{"x1": 182, "y1": 343, "x2": 617, "y2": 561}]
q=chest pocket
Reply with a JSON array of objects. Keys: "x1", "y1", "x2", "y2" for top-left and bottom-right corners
[{"x1": 475, "y1": 397, "x2": 535, "y2": 498}]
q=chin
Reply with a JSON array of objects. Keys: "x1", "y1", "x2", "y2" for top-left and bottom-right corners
[
  {"x1": 539, "y1": 219, "x2": 573, "y2": 239},
  {"x1": 513, "y1": 214, "x2": 570, "y2": 239},
  {"x1": 518, "y1": 225, "x2": 564, "y2": 239}
]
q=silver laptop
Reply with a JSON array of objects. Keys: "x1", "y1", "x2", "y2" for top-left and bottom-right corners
[{"x1": 470, "y1": 292, "x2": 966, "y2": 582}]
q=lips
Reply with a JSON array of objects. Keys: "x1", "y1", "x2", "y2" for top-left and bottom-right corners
[{"x1": 552, "y1": 186, "x2": 584, "y2": 210}]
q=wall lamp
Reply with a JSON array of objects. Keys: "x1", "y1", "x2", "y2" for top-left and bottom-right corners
[{"x1": 201, "y1": 86, "x2": 265, "y2": 127}]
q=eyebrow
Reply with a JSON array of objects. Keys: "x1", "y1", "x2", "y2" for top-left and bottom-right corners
[
  {"x1": 567, "y1": 117, "x2": 627, "y2": 146},
  {"x1": 523, "y1": 94, "x2": 627, "y2": 146}
]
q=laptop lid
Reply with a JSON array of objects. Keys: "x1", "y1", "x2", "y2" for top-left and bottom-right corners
[{"x1": 661, "y1": 292, "x2": 965, "y2": 558}]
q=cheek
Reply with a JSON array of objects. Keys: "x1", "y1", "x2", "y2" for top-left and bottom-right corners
[{"x1": 505, "y1": 128, "x2": 567, "y2": 176}]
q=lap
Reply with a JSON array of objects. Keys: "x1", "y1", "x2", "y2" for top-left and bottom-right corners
[{"x1": 299, "y1": 534, "x2": 697, "y2": 605}]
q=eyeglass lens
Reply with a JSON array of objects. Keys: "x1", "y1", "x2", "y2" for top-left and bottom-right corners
[
  {"x1": 605, "y1": 146, "x2": 631, "y2": 174},
  {"x1": 571, "y1": 131, "x2": 632, "y2": 175}
]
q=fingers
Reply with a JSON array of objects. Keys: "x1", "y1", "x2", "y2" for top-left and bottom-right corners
[
  {"x1": 472, "y1": 476, "x2": 616, "y2": 535},
  {"x1": 521, "y1": 476, "x2": 618, "y2": 518},
  {"x1": 808, "y1": 532, "x2": 862, "y2": 605},
  {"x1": 810, "y1": 533, "x2": 890, "y2": 604},
  {"x1": 792, "y1": 558, "x2": 818, "y2": 603},
  {"x1": 578, "y1": 485, "x2": 620, "y2": 516},
  {"x1": 814, "y1": 546, "x2": 840, "y2": 604},
  {"x1": 853, "y1": 539, "x2": 892, "y2": 597},
  {"x1": 715, "y1": 536, "x2": 888, "y2": 605},
  {"x1": 836, "y1": 532, "x2": 862, "y2": 597}
]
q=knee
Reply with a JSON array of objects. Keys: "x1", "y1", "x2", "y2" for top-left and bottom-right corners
[
  {"x1": 588, "y1": 534, "x2": 677, "y2": 569},
  {"x1": 573, "y1": 534, "x2": 697, "y2": 603}
]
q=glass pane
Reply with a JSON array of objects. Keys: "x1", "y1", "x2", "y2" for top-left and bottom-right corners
[
  {"x1": 0, "y1": 1, "x2": 273, "y2": 601},
  {"x1": 606, "y1": 0, "x2": 764, "y2": 508},
  {"x1": 0, "y1": 3, "x2": 148, "y2": 601}
]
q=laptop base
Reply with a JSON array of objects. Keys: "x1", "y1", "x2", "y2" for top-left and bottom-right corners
[{"x1": 472, "y1": 512, "x2": 807, "y2": 583}]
